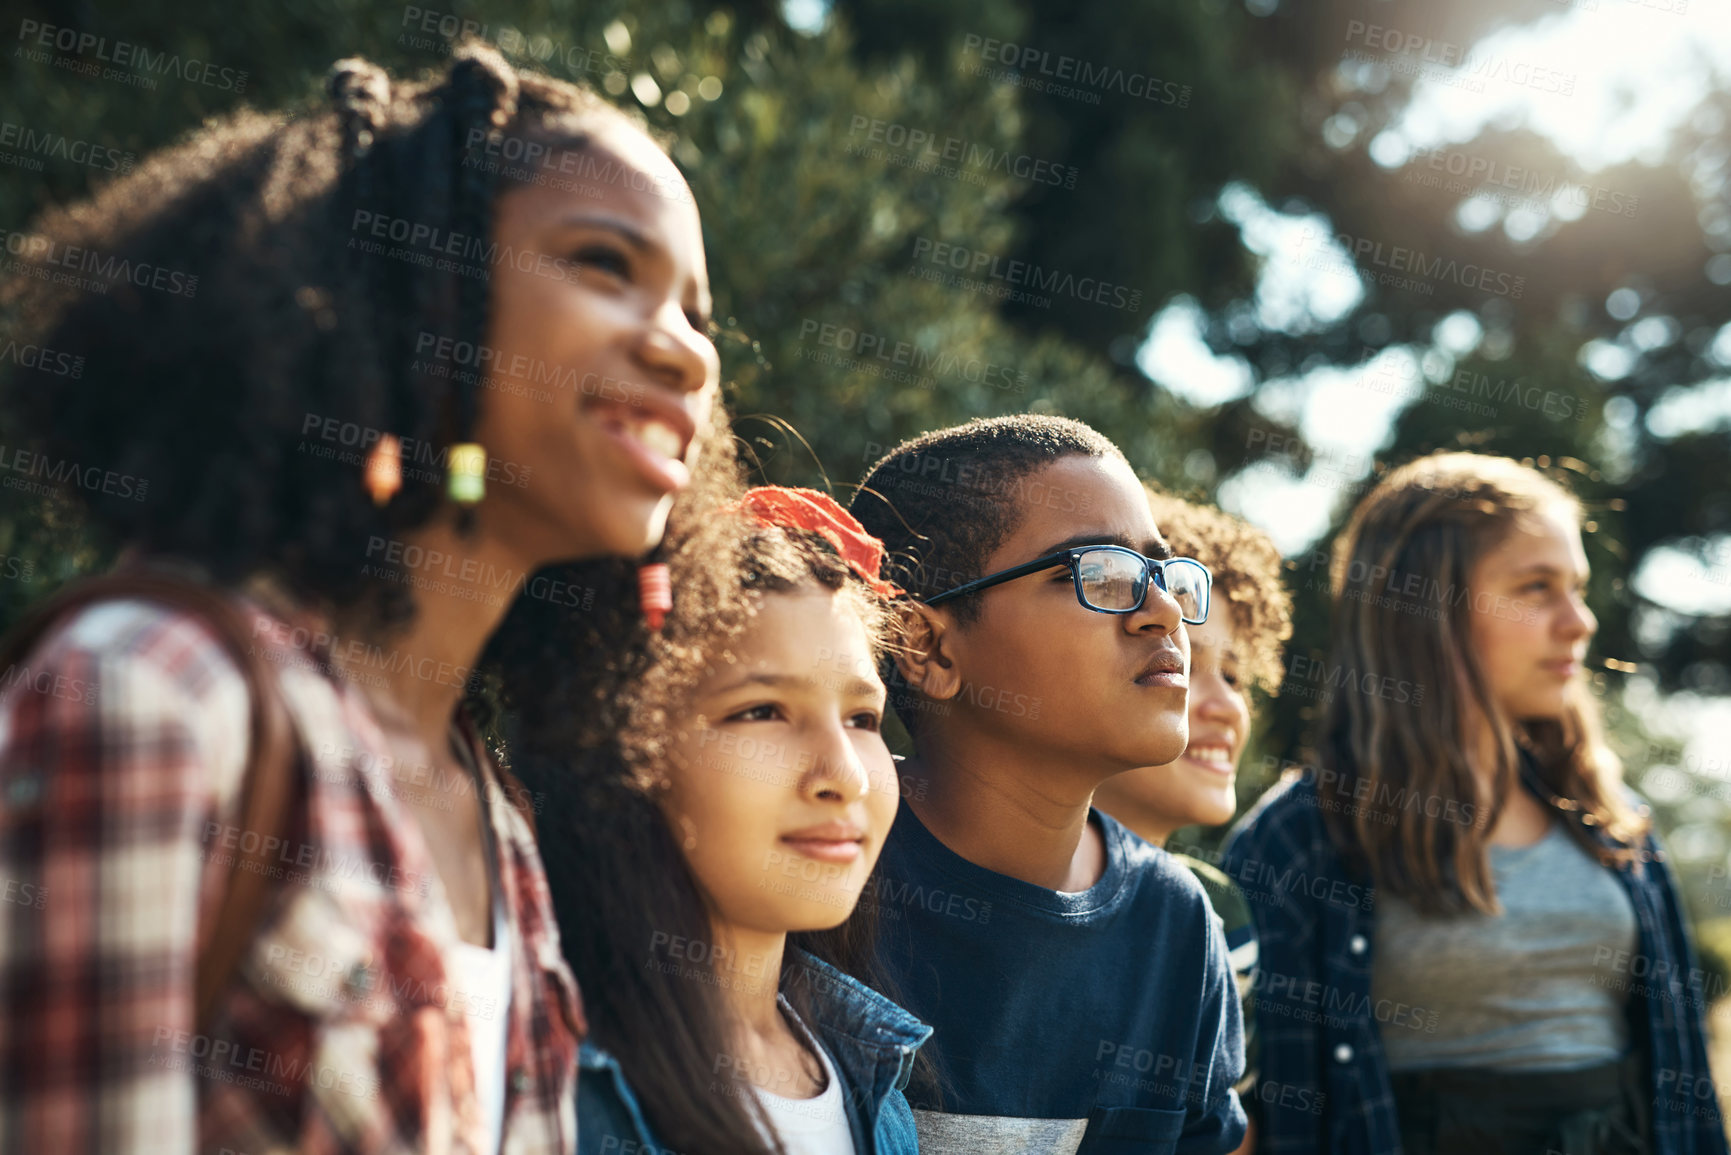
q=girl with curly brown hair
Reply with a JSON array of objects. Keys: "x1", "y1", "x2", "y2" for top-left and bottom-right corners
[
  {"x1": 493, "y1": 488, "x2": 928, "y2": 1155},
  {"x1": 0, "y1": 41, "x2": 727, "y2": 1155},
  {"x1": 1094, "y1": 490, "x2": 1294, "y2": 849},
  {"x1": 1093, "y1": 491, "x2": 1294, "y2": 1155}
]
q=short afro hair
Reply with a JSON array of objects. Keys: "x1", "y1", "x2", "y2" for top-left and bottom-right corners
[
  {"x1": 850, "y1": 414, "x2": 1128, "y2": 627},
  {"x1": 850, "y1": 415, "x2": 1127, "y2": 734},
  {"x1": 1144, "y1": 490, "x2": 1292, "y2": 697}
]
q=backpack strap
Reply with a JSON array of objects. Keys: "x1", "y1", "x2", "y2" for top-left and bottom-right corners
[
  {"x1": 0, "y1": 572, "x2": 303, "y2": 1031},
  {"x1": 452, "y1": 707, "x2": 537, "y2": 838}
]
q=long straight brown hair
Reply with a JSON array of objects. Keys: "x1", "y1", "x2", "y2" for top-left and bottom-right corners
[{"x1": 1320, "y1": 451, "x2": 1647, "y2": 916}]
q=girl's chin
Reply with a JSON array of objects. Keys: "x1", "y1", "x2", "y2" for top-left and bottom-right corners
[
  {"x1": 589, "y1": 491, "x2": 675, "y2": 558},
  {"x1": 783, "y1": 901, "x2": 860, "y2": 934},
  {"x1": 1173, "y1": 781, "x2": 1238, "y2": 829},
  {"x1": 1194, "y1": 806, "x2": 1237, "y2": 830},
  {"x1": 1514, "y1": 697, "x2": 1571, "y2": 722}
]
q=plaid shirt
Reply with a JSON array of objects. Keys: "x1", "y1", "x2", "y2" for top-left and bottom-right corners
[
  {"x1": 0, "y1": 593, "x2": 585, "y2": 1154},
  {"x1": 1223, "y1": 770, "x2": 1728, "y2": 1155}
]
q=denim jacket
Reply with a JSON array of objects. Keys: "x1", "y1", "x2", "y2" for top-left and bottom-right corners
[{"x1": 577, "y1": 948, "x2": 932, "y2": 1154}]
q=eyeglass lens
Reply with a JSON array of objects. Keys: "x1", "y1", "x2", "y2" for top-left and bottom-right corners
[{"x1": 1075, "y1": 549, "x2": 1206, "y2": 621}]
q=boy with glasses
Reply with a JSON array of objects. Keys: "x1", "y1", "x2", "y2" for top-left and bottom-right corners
[{"x1": 851, "y1": 416, "x2": 1247, "y2": 1155}]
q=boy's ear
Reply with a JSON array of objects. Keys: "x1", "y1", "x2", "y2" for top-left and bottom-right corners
[{"x1": 892, "y1": 602, "x2": 962, "y2": 703}]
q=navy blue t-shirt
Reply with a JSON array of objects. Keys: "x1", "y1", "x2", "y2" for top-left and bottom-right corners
[{"x1": 871, "y1": 804, "x2": 1247, "y2": 1155}]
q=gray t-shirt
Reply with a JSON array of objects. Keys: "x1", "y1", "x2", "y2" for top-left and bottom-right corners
[{"x1": 1371, "y1": 817, "x2": 1638, "y2": 1072}]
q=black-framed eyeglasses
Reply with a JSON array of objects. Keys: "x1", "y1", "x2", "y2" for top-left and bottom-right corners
[{"x1": 925, "y1": 546, "x2": 1212, "y2": 625}]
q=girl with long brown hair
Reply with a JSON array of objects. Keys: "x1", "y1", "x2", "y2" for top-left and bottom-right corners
[{"x1": 1224, "y1": 451, "x2": 1725, "y2": 1155}]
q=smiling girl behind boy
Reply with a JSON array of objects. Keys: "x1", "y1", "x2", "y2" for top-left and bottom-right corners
[
  {"x1": 1093, "y1": 492, "x2": 1293, "y2": 1155},
  {"x1": 510, "y1": 487, "x2": 928, "y2": 1155}
]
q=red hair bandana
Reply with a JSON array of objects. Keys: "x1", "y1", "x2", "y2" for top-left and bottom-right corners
[{"x1": 728, "y1": 486, "x2": 901, "y2": 599}]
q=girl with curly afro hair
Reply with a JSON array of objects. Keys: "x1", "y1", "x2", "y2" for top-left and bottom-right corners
[
  {"x1": 0, "y1": 39, "x2": 736, "y2": 1155},
  {"x1": 1091, "y1": 489, "x2": 1294, "y2": 1155},
  {"x1": 1093, "y1": 489, "x2": 1294, "y2": 844}
]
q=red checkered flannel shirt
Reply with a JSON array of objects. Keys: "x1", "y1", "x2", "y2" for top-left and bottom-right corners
[{"x1": 0, "y1": 594, "x2": 585, "y2": 1154}]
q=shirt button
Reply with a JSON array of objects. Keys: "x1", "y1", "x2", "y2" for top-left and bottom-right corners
[
  {"x1": 1334, "y1": 1044, "x2": 1354, "y2": 1063},
  {"x1": 510, "y1": 1068, "x2": 531, "y2": 1094},
  {"x1": 345, "y1": 962, "x2": 374, "y2": 994},
  {"x1": 1349, "y1": 934, "x2": 1368, "y2": 955}
]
